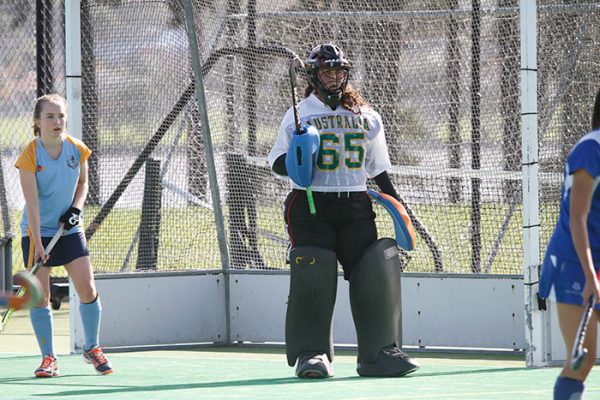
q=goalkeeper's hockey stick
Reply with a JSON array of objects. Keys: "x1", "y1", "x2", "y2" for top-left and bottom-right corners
[
  {"x1": 289, "y1": 56, "x2": 316, "y2": 216},
  {"x1": 571, "y1": 293, "x2": 597, "y2": 371},
  {"x1": 0, "y1": 225, "x2": 64, "y2": 333}
]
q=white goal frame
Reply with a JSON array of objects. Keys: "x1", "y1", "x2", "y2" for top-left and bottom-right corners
[{"x1": 62, "y1": 0, "x2": 597, "y2": 367}]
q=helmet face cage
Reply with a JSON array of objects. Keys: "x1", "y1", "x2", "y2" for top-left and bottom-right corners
[{"x1": 305, "y1": 44, "x2": 350, "y2": 96}]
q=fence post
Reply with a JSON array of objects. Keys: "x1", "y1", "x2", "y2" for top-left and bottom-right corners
[
  {"x1": 520, "y1": 0, "x2": 544, "y2": 367},
  {"x1": 136, "y1": 158, "x2": 162, "y2": 270},
  {"x1": 183, "y1": 0, "x2": 231, "y2": 345}
]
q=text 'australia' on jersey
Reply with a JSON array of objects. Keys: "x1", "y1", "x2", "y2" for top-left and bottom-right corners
[
  {"x1": 548, "y1": 129, "x2": 600, "y2": 263},
  {"x1": 268, "y1": 94, "x2": 391, "y2": 192}
]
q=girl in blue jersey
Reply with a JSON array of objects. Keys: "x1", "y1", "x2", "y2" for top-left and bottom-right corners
[
  {"x1": 540, "y1": 88, "x2": 600, "y2": 399},
  {"x1": 15, "y1": 94, "x2": 113, "y2": 377}
]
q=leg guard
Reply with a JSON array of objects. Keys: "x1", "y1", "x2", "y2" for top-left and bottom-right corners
[
  {"x1": 285, "y1": 246, "x2": 338, "y2": 367},
  {"x1": 350, "y1": 238, "x2": 418, "y2": 376}
]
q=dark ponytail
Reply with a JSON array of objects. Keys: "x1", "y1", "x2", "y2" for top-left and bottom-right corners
[{"x1": 592, "y1": 88, "x2": 600, "y2": 131}]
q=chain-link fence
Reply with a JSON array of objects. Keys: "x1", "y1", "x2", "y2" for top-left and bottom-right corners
[
  {"x1": 0, "y1": 0, "x2": 66, "y2": 287},
  {"x1": 1, "y1": 0, "x2": 599, "y2": 277}
]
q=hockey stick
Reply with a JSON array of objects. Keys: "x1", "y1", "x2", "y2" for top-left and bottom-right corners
[
  {"x1": 0, "y1": 225, "x2": 64, "y2": 333},
  {"x1": 0, "y1": 272, "x2": 42, "y2": 311},
  {"x1": 571, "y1": 293, "x2": 597, "y2": 371},
  {"x1": 393, "y1": 192, "x2": 444, "y2": 271},
  {"x1": 289, "y1": 56, "x2": 316, "y2": 216}
]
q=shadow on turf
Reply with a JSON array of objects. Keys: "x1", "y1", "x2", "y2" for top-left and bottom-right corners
[
  {"x1": 412, "y1": 366, "x2": 527, "y2": 378},
  {"x1": 29, "y1": 367, "x2": 530, "y2": 397},
  {"x1": 0, "y1": 375, "x2": 107, "y2": 385},
  {"x1": 33, "y1": 376, "x2": 362, "y2": 397}
]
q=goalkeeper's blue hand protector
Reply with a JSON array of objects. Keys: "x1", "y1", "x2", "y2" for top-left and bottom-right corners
[{"x1": 285, "y1": 124, "x2": 320, "y2": 187}]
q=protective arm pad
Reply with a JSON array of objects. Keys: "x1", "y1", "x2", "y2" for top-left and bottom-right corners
[
  {"x1": 373, "y1": 171, "x2": 400, "y2": 200},
  {"x1": 367, "y1": 189, "x2": 415, "y2": 251},
  {"x1": 272, "y1": 154, "x2": 288, "y2": 176},
  {"x1": 285, "y1": 124, "x2": 320, "y2": 187}
]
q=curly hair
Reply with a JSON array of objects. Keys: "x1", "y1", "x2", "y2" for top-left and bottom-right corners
[{"x1": 304, "y1": 82, "x2": 369, "y2": 114}]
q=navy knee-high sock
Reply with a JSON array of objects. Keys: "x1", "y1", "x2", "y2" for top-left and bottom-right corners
[{"x1": 554, "y1": 376, "x2": 584, "y2": 400}]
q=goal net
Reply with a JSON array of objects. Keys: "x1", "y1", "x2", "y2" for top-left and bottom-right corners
[{"x1": 86, "y1": 0, "x2": 528, "y2": 275}]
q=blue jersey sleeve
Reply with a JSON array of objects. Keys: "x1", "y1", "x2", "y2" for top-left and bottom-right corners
[{"x1": 567, "y1": 138, "x2": 600, "y2": 179}]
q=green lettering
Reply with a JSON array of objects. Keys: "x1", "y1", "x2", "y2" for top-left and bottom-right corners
[
  {"x1": 328, "y1": 115, "x2": 335, "y2": 128},
  {"x1": 344, "y1": 132, "x2": 365, "y2": 169},
  {"x1": 317, "y1": 133, "x2": 340, "y2": 170}
]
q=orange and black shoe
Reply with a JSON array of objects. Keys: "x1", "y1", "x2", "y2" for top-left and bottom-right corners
[
  {"x1": 35, "y1": 355, "x2": 59, "y2": 377},
  {"x1": 83, "y1": 346, "x2": 113, "y2": 375}
]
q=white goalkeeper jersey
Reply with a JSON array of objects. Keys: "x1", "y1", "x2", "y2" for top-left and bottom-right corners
[{"x1": 268, "y1": 93, "x2": 391, "y2": 192}]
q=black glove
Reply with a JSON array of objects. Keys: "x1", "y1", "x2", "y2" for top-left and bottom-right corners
[{"x1": 59, "y1": 207, "x2": 82, "y2": 230}]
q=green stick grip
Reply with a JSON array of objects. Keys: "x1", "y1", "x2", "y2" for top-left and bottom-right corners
[{"x1": 306, "y1": 186, "x2": 316, "y2": 216}]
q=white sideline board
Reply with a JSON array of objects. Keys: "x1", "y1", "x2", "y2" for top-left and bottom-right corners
[
  {"x1": 71, "y1": 272, "x2": 529, "y2": 352},
  {"x1": 70, "y1": 273, "x2": 226, "y2": 352},
  {"x1": 230, "y1": 273, "x2": 526, "y2": 350},
  {"x1": 543, "y1": 298, "x2": 600, "y2": 366}
]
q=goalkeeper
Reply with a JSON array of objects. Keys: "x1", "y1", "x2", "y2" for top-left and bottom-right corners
[{"x1": 268, "y1": 43, "x2": 419, "y2": 379}]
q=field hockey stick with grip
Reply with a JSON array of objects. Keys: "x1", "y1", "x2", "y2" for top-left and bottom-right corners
[
  {"x1": 288, "y1": 56, "x2": 317, "y2": 216},
  {"x1": 571, "y1": 292, "x2": 597, "y2": 371},
  {"x1": 0, "y1": 225, "x2": 64, "y2": 333}
]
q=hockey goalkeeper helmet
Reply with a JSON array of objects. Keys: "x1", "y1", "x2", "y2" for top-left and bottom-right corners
[{"x1": 305, "y1": 43, "x2": 350, "y2": 109}]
